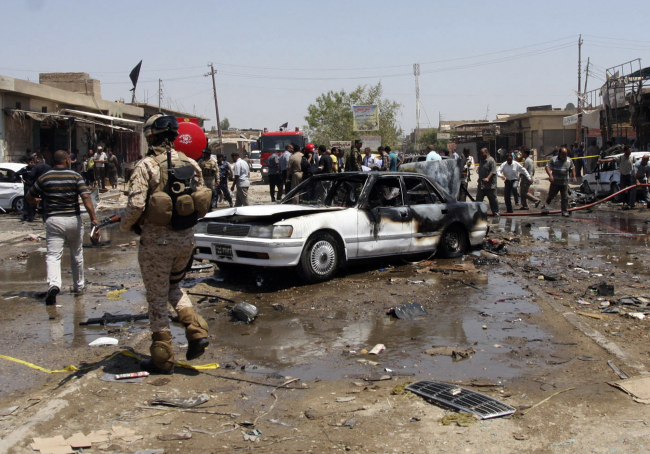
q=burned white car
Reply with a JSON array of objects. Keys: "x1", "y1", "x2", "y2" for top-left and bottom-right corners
[{"x1": 194, "y1": 172, "x2": 489, "y2": 283}]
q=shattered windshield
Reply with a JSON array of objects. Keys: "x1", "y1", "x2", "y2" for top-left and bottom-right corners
[{"x1": 281, "y1": 174, "x2": 368, "y2": 207}]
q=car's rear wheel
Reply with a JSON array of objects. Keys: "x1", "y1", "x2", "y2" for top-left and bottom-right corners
[
  {"x1": 438, "y1": 225, "x2": 468, "y2": 258},
  {"x1": 12, "y1": 196, "x2": 24, "y2": 212},
  {"x1": 298, "y1": 232, "x2": 339, "y2": 283}
]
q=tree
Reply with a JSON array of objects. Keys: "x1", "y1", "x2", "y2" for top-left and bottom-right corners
[
  {"x1": 304, "y1": 82, "x2": 402, "y2": 148},
  {"x1": 410, "y1": 129, "x2": 452, "y2": 154},
  {"x1": 220, "y1": 118, "x2": 230, "y2": 131}
]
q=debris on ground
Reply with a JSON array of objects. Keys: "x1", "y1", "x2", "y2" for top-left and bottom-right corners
[
  {"x1": 391, "y1": 382, "x2": 414, "y2": 395},
  {"x1": 368, "y1": 344, "x2": 385, "y2": 355},
  {"x1": 607, "y1": 360, "x2": 630, "y2": 380},
  {"x1": 406, "y1": 381, "x2": 516, "y2": 419},
  {"x1": 149, "y1": 394, "x2": 210, "y2": 408},
  {"x1": 427, "y1": 263, "x2": 478, "y2": 273},
  {"x1": 99, "y1": 373, "x2": 146, "y2": 384},
  {"x1": 389, "y1": 302, "x2": 428, "y2": 319},
  {"x1": 79, "y1": 312, "x2": 149, "y2": 326},
  {"x1": 106, "y1": 288, "x2": 128, "y2": 301},
  {"x1": 590, "y1": 281, "x2": 614, "y2": 296},
  {"x1": 424, "y1": 346, "x2": 476, "y2": 361},
  {"x1": 88, "y1": 337, "x2": 118, "y2": 347},
  {"x1": 610, "y1": 375, "x2": 650, "y2": 404},
  {"x1": 439, "y1": 412, "x2": 478, "y2": 427},
  {"x1": 157, "y1": 432, "x2": 192, "y2": 441},
  {"x1": 473, "y1": 257, "x2": 500, "y2": 266},
  {"x1": 232, "y1": 302, "x2": 258, "y2": 323},
  {"x1": 30, "y1": 435, "x2": 72, "y2": 454}
]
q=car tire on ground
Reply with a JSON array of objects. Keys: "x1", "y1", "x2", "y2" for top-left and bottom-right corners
[
  {"x1": 298, "y1": 232, "x2": 339, "y2": 283},
  {"x1": 438, "y1": 224, "x2": 468, "y2": 258},
  {"x1": 12, "y1": 196, "x2": 24, "y2": 212}
]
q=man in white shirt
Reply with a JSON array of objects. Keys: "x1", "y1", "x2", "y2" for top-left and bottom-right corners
[
  {"x1": 94, "y1": 146, "x2": 107, "y2": 189},
  {"x1": 425, "y1": 144, "x2": 442, "y2": 162},
  {"x1": 497, "y1": 153, "x2": 530, "y2": 213},
  {"x1": 363, "y1": 147, "x2": 377, "y2": 168},
  {"x1": 458, "y1": 148, "x2": 474, "y2": 202},
  {"x1": 519, "y1": 149, "x2": 540, "y2": 209},
  {"x1": 230, "y1": 152, "x2": 250, "y2": 206}
]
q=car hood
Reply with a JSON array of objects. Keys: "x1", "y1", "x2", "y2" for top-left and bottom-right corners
[{"x1": 201, "y1": 204, "x2": 348, "y2": 223}]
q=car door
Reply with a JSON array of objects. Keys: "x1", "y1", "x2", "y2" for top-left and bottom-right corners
[
  {"x1": 356, "y1": 175, "x2": 412, "y2": 257},
  {"x1": 403, "y1": 176, "x2": 447, "y2": 253},
  {"x1": 0, "y1": 168, "x2": 21, "y2": 209}
]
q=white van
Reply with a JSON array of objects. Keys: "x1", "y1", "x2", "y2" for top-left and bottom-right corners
[{"x1": 581, "y1": 151, "x2": 648, "y2": 196}]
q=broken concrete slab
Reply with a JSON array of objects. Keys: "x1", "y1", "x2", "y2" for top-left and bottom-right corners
[{"x1": 610, "y1": 375, "x2": 650, "y2": 404}]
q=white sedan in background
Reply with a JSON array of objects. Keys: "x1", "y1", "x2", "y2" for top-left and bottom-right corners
[
  {"x1": 0, "y1": 163, "x2": 27, "y2": 212},
  {"x1": 194, "y1": 172, "x2": 489, "y2": 283}
]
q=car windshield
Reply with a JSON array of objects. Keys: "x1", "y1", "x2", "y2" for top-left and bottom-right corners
[{"x1": 281, "y1": 174, "x2": 369, "y2": 207}]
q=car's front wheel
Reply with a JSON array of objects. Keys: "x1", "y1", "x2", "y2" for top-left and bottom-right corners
[
  {"x1": 438, "y1": 225, "x2": 468, "y2": 258},
  {"x1": 298, "y1": 232, "x2": 339, "y2": 283},
  {"x1": 12, "y1": 196, "x2": 24, "y2": 212}
]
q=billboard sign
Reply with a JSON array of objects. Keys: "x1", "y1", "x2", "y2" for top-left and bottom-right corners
[
  {"x1": 352, "y1": 105, "x2": 379, "y2": 131},
  {"x1": 359, "y1": 135, "x2": 381, "y2": 151},
  {"x1": 438, "y1": 133, "x2": 451, "y2": 140},
  {"x1": 330, "y1": 141, "x2": 351, "y2": 149}
]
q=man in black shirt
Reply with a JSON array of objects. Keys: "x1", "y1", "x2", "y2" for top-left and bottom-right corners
[{"x1": 317, "y1": 145, "x2": 332, "y2": 174}]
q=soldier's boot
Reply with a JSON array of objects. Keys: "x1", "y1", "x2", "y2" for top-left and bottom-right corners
[
  {"x1": 141, "y1": 331, "x2": 175, "y2": 374},
  {"x1": 178, "y1": 307, "x2": 209, "y2": 361}
]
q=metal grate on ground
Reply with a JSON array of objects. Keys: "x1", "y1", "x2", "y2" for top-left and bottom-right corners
[
  {"x1": 206, "y1": 223, "x2": 251, "y2": 237},
  {"x1": 405, "y1": 381, "x2": 516, "y2": 419}
]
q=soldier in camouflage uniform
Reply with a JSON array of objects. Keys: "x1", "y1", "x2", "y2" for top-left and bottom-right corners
[
  {"x1": 120, "y1": 114, "x2": 209, "y2": 373},
  {"x1": 343, "y1": 139, "x2": 363, "y2": 172},
  {"x1": 198, "y1": 148, "x2": 218, "y2": 209}
]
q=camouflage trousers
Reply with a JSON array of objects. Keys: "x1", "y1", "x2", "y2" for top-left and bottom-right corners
[{"x1": 138, "y1": 225, "x2": 195, "y2": 332}]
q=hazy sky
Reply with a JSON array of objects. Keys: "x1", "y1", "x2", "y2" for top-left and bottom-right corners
[{"x1": 3, "y1": 0, "x2": 650, "y2": 135}]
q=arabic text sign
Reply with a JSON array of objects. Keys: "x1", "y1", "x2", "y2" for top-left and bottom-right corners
[
  {"x1": 330, "y1": 141, "x2": 351, "y2": 149},
  {"x1": 352, "y1": 105, "x2": 379, "y2": 131},
  {"x1": 438, "y1": 133, "x2": 451, "y2": 140},
  {"x1": 359, "y1": 136, "x2": 381, "y2": 151}
]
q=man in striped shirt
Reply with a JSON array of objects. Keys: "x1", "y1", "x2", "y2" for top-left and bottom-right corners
[{"x1": 27, "y1": 150, "x2": 98, "y2": 305}]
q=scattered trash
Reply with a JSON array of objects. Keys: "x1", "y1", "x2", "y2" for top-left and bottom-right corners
[
  {"x1": 576, "y1": 311, "x2": 605, "y2": 320},
  {"x1": 368, "y1": 344, "x2": 385, "y2": 355},
  {"x1": 482, "y1": 240, "x2": 508, "y2": 256},
  {"x1": 424, "y1": 346, "x2": 476, "y2": 361},
  {"x1": 17, "y1": 252, "x2": 28, "y2": 259},
  {"x1": 30, "y1": 436, "x2": 72, "y2": 454},
  {"x1": 157, "y1": 432, "x2": 192, "y2": 441},
  {"x1": 390, "y1": 302, "x2": 428, "y2": 319},
  {"x1": 600, "y1": 301, "x2": 611, "y2": 308},
  {"x1": 66, "y1": 432, "x2": 92, "y2": 449},
  {"x1": 607, "y1": 360, "x2": 630, "y2": 380},
  {"x1": 473, "y1": 257, "x2": 500, "y2": 266},
  {"x1": 336, "y1": 397, "x2": 356, "y2": 403},
  {"x1": 0, "y1": 406, "x2": 18, "y2": 416},
  {"x1": 439, "y1": 412, "x2": 477, "y2": 427},
  {"x1": 406, "y1": 381, "x2": 516, "y2": 419},
  {"x1": 610, "y1": 375, "x2": 650, "y2": 404},
  {"x1": 99, "y1": 373, "x2": 146, "y2": 384},
  {"x1": 406, "y1": 280, "x2": 424, "y2": 284},
  {"x1": 106, "y1": 288, "x2": 128, "y2": 301},
  {"x1": 190, "y1": 263, "x2": 213, "y2": 271},
  {"x1": 513, "y1": 433, "x2": 529, "y2": 441},
  {"x1": 80, "y1": 312, "x2": 149, "y2": 326},
  {"x1": 115, "y1": 371, "x2": 149, "y2": 380},
  {"x1": 343, "y1": 418, "x2": 356, "y2": 429},
  {"x1": 243, "y1": 428, "x2": 262, "y2": 442},
  {"x1": 521, "y1": 387, "x2": 576, "y2": 415},
  {"x1": 602, "y1": 307, "x2": 620, "y2": 314},
  {"x1": 111, "y1": 425, "x2": 143, "y2": 442},
  {"x1": 88, "y1": 337, "x2": 119, "y2": 347},
  {"x1": 232, "y1": 302, "x2": 258, "y2": 323},
  {"x1": 428, "y1": 263, "x2": 477, "y2": 273},
  {"x1": 538, "y1": 274, "x2": 557, "y2": 281},
  {"x1": 595, "y1": 281, "x2": 615, "y2": 296},
  {"x1": 627, "y1": 312, "x2": 646, "y2": 321},
  {"x1": 576, "y1": 300, "x2": 590, "y2": 305},
  {"x1": 149, "y1": 394, "x2": 210, "y2": 408}
]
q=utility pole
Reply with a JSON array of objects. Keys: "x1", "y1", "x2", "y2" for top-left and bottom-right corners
[
  {"x1": 583, "y1": 58, "x2": 590, "y2": 104},
  {"x1": 158, "y1": 79, "x2": 162, "y2": 112},
  {"x1": 576, "y1": 35, "x2": 583, "y2": 143},
  {"x1": 206, "y1": 63, "x2": 223, "y2": 150},
  {"x1": 413, "y1": 63, "x2": 420, "y2": 153}
]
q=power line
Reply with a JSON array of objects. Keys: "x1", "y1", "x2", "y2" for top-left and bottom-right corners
[{"x1": 583, "y1": 34, "x2": 650, "y2": 44}]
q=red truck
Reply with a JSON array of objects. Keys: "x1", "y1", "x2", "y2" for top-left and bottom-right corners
[{"x1": 259, "y1": 128, "x2": 307, "y2": 183}]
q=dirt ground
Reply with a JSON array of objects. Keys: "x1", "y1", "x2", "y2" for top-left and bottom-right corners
[{"x1": 2, "y1": 172, "x2": 650, "y2": 454}]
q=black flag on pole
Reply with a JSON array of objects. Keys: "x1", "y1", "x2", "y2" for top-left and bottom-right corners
[
  {"x1": 129, "y1": 60, "x2": 142, "y2": 92},
  {"x1": 279, "y1": 122, "x2": 288, "y2": 129}
]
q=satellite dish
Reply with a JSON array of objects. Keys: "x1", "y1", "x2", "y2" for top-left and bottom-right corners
[{"x1": 565, "y1": 103, "x2": 576, "y2": 111}]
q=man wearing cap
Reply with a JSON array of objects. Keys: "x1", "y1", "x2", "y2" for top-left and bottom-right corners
[
  {"x1": 94, "y1": 146, "x2": 107, "y2": 189},
  {"x1": 343, "y1": 140, "x2": 363, "y2": 172},
  {"x1": 198, "y1": 149, "x2": 218, "y2": 209}
]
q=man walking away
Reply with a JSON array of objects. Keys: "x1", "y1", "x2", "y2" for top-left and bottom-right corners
[
  {"x1": 198, "y1": 149, "x2": 218, "y2": 208},
  {"x1": 425, "y1": 144, "x2": 442, "y2": 161},
  {"x1": 458, "y1": 148, "x2": 474, "y2": 202},
  {"x1": 599, "y1": 145, "x2": 635, "y2": 207},
  {"x1": 387, "y1": 146, "x2": 400, "y2": 171},
  {"x1": 26, "y1": 150, "x2": 98, "y2": 304},
  {"x1": 94, "y1": 146, "x2": 107, "y2": 189},
  {"x1": 267, "y1": 149, "x2": 282, "y2": 202},
  {"x1": 542, "y1": 147, "x2": 577, "y2": 217},
  {"x1": 231, "y1": 152, "x2": 251, "y2": 207},
  {"x1": 280, "y1": 144, "x2": 292, "y2": 195},
  {"x1": 286, "y1": 145, "x2": 304, "y2": 192},
  {"x1": 217, "y1": 154, "x2": 234, "y2": 207},
  {"x1": 519, "y1": 149, "x2": 540, "y2": 209},
  {"x1": 476, "y1": 148, "x2": 500, "y2": 216},
  {"x1": 497, "y1": 153, "x2": 531, "y2": 213},
  {"x1": 16, "y1": 155, "x2": 36, "y2": 222}
]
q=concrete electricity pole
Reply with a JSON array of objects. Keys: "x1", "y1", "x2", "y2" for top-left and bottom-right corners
[
  {"x1": 413, "y1": 63, "x2": 420, "y2": 153},
  {"x1": 158, "y1": 79, "x2": 162, "y2": 113},
  {"x1": 205, "y1": 63, "x2": 223, "y2": 151},
  {"x1": 576, "y1": 35, "x2": 583, "y2": 143}
]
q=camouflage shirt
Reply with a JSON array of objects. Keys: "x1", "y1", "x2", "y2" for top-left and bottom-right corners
[
  {"x1": 120, "y1": 145, "x2": 204, "y2": 231},
  {"x1": 198, "y1": 156, "x2": 218, "y2": 178},
  {"x1": 343, "y1": 148, "x2": 362, "y2": 172}
]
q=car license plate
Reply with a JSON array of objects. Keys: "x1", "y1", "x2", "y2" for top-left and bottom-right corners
[{"x1": 213, "y1": 244, "x2": 233, "y2": 257}]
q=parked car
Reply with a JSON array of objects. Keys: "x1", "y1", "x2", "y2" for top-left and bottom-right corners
[
  {"x1": 0, "y1": 163, "x2": 27, "y2": 212},
  {"x1": 581, "y1": 151, "x2": 647, "y2": 197},
  {"x1": 401, "y1": 155, "x2": 451, "y2": 165},
  {"x1": 194, "y1": 172, "x2": 489, "y2": 282},
  {"x1": 249, "y1": 151, "x2": 262, "y2": 172}
]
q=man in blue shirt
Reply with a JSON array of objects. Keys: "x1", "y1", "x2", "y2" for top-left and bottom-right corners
[
  {"x1": 267, "y1": 150, "x2": 282, "y2": 202},
  {"x1": 387, "y1": 146, "x2": 400, "y2": 171}
]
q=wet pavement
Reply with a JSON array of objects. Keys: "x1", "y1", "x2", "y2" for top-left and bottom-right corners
[{"x1": 2, "y1": 212, "x2": 650, "y2": 401}]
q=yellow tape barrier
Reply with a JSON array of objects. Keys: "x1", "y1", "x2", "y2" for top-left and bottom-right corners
[
  {"x1": 0, "y1": 349, "x2": 219, "y2": 374},
  {"x1": 474, "y1": 154, "x2": 601, "y2": 166}
]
